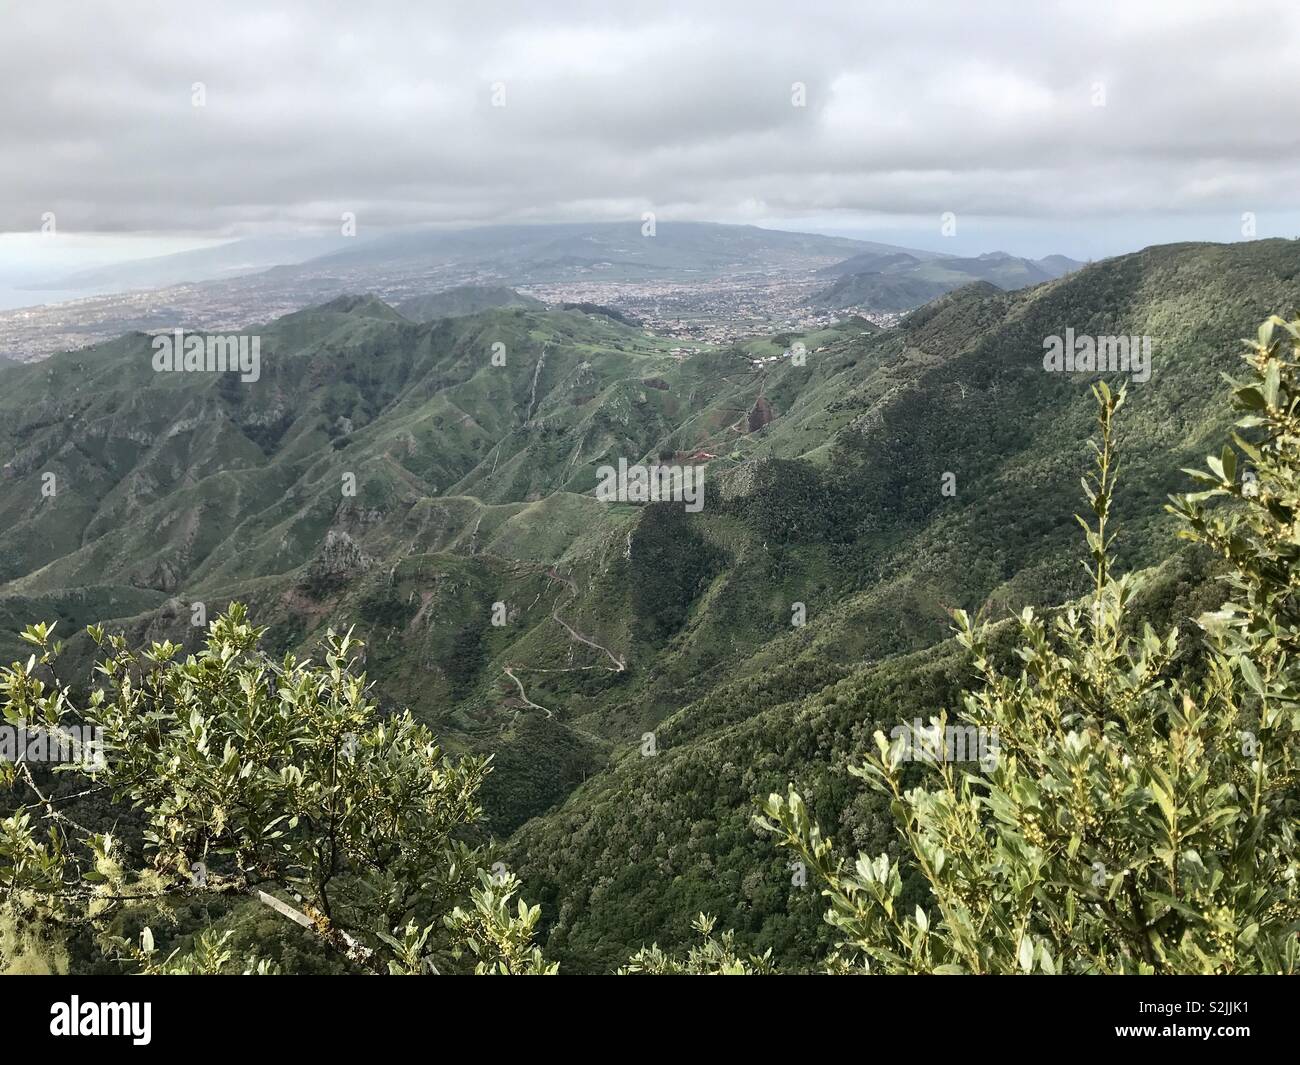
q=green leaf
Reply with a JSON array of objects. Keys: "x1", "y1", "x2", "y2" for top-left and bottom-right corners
[{"x1": 1237, "y1": 656, "x2": 1265, "y2": 697}]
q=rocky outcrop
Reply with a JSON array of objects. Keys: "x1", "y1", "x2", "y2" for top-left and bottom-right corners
[{"x1": 747, "y1": 396, "x2": 775, "y2": 432}]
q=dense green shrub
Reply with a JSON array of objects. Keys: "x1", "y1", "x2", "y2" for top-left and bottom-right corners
[{"x1": 0, "y1": 609, "x2": 553, "y2": 974}]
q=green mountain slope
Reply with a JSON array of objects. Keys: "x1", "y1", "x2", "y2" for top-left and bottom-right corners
[
  {"x1": 1, "y1": 237, "x2": 1297, "y2": 971},
  {"x1": 813, "y1": 250, "x2": 1083, "y2": 311},
  {"x1": 499, "y1": 237, "x2": 1300, "y2": 969},
  {"x1": 397, "y1": 285, "x2": 546, "y2": 321}
]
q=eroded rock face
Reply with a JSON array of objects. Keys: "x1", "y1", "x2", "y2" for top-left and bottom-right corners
[
  {"x1": 318, "y1": 529, "x2": 371, "y2": 571},
  {"x1": 299, "y1": 529, "x2": 373, "y2": 598},
  {"x1": 746, "y1": 395, "x2": 775, "y2": 432}
]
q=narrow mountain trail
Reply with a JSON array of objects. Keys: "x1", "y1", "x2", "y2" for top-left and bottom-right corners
[
  {"x1": 545, "y1": 568, "x2": 625, "y2": 671},
  {"x1": 502, "y1": 665, "x2": 552, "y2": 719},
  {"x1": 524, "y1": 344, "x2": 548, "y2": 423},
  {"x1": 495, "y1": 567, "x2": 626, "y2": 725},
  {"x1": 550, "y1": 607, "x2": 625, "y2": 671},
  {"x1": 545, "y1": 567, "x2": 579, "y2": 596}
]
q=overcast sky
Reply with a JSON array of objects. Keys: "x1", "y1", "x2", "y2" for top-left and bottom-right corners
[{"x1": 3, "y1": 0, "x2": 1299, "y2": 271}]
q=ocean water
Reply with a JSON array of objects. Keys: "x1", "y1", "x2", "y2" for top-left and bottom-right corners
[{"x1": 0, "y1": 286, "x2": 55, "y2": 312}]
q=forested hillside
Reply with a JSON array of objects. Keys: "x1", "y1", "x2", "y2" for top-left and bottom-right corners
[{"x1": 2, "y1": 239, "x2": 1298, "y2": 972}]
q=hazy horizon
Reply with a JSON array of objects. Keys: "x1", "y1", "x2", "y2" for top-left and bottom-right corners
[{"x1": 1, "y1": 214, "x2": 1296, "y2": 314}]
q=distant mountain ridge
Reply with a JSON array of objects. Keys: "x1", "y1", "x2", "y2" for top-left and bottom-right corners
[
  {"x1": 301, "y1": 221, "x2": 930, "y2": 283},
  {"x1": 0, "y1": 223, "x2": 1089, "y2": 364},
  {"x1": 0, "y1": 222, "x2": 953, "y2": 361},
  {"x1": 397, "y1": 285, "x2": 545, "y2": 321},
  {"x1": 812, "y1": 248, "x2": 1084, "y2": 311},
  {"x1": 13, "y1": 222, "x2": 1084, "y2": 307},
  {"x1": 31, "y1": 235, "x2": 360, "y2": 295}
]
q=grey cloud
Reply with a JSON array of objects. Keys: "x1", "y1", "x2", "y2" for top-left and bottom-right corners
[{"x1": 1, "y1": 0, "x2": 1297, "y2": 242}]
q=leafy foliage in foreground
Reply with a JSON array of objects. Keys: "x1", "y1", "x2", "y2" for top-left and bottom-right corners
[
  {"x1": 644, "y1": 316, "x2": 1300, "y2": 974},
  {"x1": 620, "y1": 913, "x2": 775, "y2": 975},
  {"x1": 0, "y1": 609, "x2": 551, "y2": 974}
]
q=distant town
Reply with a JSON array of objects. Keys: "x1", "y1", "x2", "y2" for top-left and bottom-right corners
[{"x1": 0, "y1": 264, "x2": 900, "y2": 364}]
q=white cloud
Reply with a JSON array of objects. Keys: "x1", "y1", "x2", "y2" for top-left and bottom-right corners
[{"x1": 0, "y1": 0, "x2": 1297, "y2": 256}]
